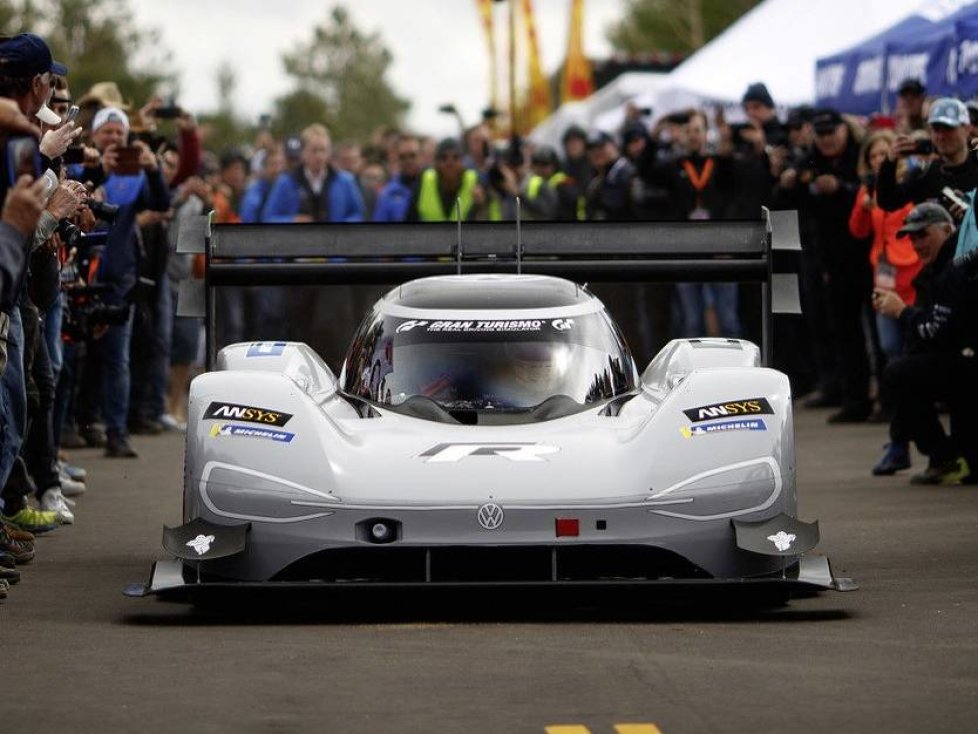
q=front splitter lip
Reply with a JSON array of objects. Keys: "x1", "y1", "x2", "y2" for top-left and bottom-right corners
[{"x1": 124, "y1": 555, "x2": 857, "y2": 600}]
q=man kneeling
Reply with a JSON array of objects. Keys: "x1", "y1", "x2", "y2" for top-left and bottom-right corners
[{"x1": 873, "y1": 202, "x2": 978, "y2": 484}]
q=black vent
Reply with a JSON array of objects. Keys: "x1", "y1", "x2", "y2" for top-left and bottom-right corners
[{"x1": 273, "y1": 545, "x2": 710, "y2": 584}]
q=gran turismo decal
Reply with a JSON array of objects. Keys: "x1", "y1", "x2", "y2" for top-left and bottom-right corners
[
  {"x1": 246, "y1": 342, "x2": 287, "y2": 357},
  {"x1": 186, "y1": 534, "x2": 215, "y2": 556},
  {"x1": 683, "y1": 397, "x2": 774, "y2": 423},
  {"x1": 209, "y1": 423, "x2": 296, "y2": 443},
  {"x1": 420, "y1": 442, "x2": 560, "y2": 463},
  {"x1": 551, "y1": 318, "x2": 575, "y2": 331},
  {"x1": 203, "y1": 401, "x2": 293, "y2": 427},
  {"x1": 397, "y1": 319, "x2": 545, "y2": 334},
  {"x1": 476, "y1": 503, "x2": 505, "y2": 530},
  {"x1": 679, "y1": 419, "x2": 767, "y2": 438},
  {"x1": 767, "y1": 530, "x2": 796, "y2": 552}
]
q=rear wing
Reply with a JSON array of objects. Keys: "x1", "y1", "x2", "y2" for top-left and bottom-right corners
[{"x1": 177, "y1": 209, "x2": 801, "y2": 369}]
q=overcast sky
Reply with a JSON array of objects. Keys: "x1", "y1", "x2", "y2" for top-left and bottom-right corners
[{"x1": 129, "y1": 0, "x2": 628, "y2": 138}]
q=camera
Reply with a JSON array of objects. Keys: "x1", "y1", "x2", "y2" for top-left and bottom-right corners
[
  {"x1": 62, "y1": 283, "x2": 131, "y2": 341},
  {"x1": 56, "y1": 219, "x2": 108, "y2": 251},
  {"x1": 913, "y1": 139, "x2": 933, "y2": 155},
  {"x1": 864, "y1": 171, "x2": 877, "y2": 195},
  {"x1": 154, "y1": 105, "x2": 183, "y2": 119}
]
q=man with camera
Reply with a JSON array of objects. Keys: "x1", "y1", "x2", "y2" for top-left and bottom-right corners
[
  {"x1": 71, "y1": 105, "x2": 170, "y2": 458},
  {"x1": 876, "y1": 98, "x2": 978, "y2": 211},
  {"x1": 872, "y1": 202, "x2": 977, "y2": 484}
]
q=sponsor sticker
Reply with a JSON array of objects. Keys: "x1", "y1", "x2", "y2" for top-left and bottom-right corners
[
  {"x1": 246, "y1": 342, "x2": 287, "y2": 357},
  {"x1": 396, "y1": 319, "x2": 545, "y2": 334},
  {"x1": 209, "y1": 423, "x2": 295, "y2": 443},
  {"x1": 767, "y1": 531, "x2": 796, "y2": 552},
  {"x1": 683, "y1": 397, "x2": 774, "y2": 423},
  {"x1": 679, "y1": 419, "x2": 767, "y2": 438},
  {"x1": 203, "y1": 401, "x2": 293, "y2": 427},
  {"x1": 186, "y1": 534, "x2": 215, "y2": 556},
  {"x1": 420, "y1": 442, "x2": 559, "y2": 462}
]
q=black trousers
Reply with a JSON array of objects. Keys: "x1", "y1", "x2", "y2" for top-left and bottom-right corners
[
  {"x1": 886, "y1": 351, "x2": 978, "y2": 466},
  {"x1": 826, "y1": 257, "x2": 873, "y2": 411}
]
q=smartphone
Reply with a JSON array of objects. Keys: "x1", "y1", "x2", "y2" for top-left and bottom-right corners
[
  {"x1": 154, "y1": 105, "x2": 183, "y2": 119},
  {"x1": 941, "y1": 186, "x2": 969, "y2": 210},
  {"x1": 114, "y1": 145, "x2": 142, "y2": 175},
  {"x1": 6, "y1": 135, "x2": 42, "y2": 185},
  {"x1": 913, "y1": 139, "x2": 933, "y2": 155},
  {"x1": 62, "y1": 105, "x2": 80, "y2": 126}
]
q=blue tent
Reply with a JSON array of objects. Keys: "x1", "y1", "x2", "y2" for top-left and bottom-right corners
[{"x1": 816, "y1": 2, "x2": 978, "y2": 113}]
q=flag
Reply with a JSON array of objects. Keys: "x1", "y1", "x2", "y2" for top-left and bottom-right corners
[
  {"x1": 475, "y1": 0, "x2": 500, "y2": 128},
  {"x1": 521, "y1": 0, "x2": 552, "y2": 130},
  {"x1": 561, "y1": 0, "x2": 594, "y2": 102}
]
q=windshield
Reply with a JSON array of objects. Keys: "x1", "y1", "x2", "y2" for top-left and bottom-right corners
[{"x1": 341, "y1": 312, "x2": 636, "y2": 420}]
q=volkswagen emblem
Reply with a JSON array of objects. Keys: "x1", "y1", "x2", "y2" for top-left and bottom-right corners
[{"x1": 477, "y1": 503, "x2": 504, "y2": 530}]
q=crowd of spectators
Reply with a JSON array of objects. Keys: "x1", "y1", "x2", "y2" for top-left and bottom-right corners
[{"x1": 0, "y1": 30, "x2": 976, "y2": 601}]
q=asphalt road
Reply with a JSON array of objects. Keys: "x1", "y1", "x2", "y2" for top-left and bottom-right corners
[{"x1": 2, "y1": 406, "x2": 977, "y2": 733}]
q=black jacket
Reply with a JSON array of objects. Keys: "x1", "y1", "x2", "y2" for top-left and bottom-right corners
[
  {"x1": 877, "y1": 153, "x2": 978, "y2": 211},
  {"x1": 900, "y1": 234, "x2": 978, "y2": 355}
]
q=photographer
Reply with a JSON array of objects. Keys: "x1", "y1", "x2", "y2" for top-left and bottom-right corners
[
  {"x1": 72, "y1": 106, "x2": 170, "y2": 458},
  {"x1": 872, "y1": 203, "x2": 978, "y2": 485},
  {"x1": 877, "y1": 98, "x2": 978, "y2": 211}
]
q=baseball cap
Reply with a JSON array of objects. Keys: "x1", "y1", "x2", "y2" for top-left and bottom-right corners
[
  {"x1": 928, "y1": 97, "x2": 969, "y2": 128},
  {"x1": 896, "y1": 202, "x2": 953, "y2": 237},
  {"x1": 812, "y1": 108, "x2": 843, "y2": 135},
  {"x1": 586, "y1": 129, "x2": 613, "y2": 149},
  {"x1": 531, "y1": 145, "x2": 559, "y2": 167},
  {"x1": 897, "y1": 78, "x2": 926, "y2": 96},
  {"x1": 0, "y1": 33, "x2": 67, "y2": 78},
  {"x1": 91, "y1": 106, "x2": 130, "y2": 135}
]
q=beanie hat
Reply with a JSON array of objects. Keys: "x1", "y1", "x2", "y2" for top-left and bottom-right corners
[{"x1": 742, "y1": 82, "x2": 775, "y2": 109}]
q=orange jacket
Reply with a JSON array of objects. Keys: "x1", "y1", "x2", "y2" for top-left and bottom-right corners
[{"x1": 848, "y1": 185, "x2": 921, "y2": 304}]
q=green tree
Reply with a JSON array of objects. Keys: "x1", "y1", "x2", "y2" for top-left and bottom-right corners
[
  {"x1": 198, "y1": 60, "x2": 251, "y2": 150},
  {"x1": 607, "y1": 0, "x2": 761, "y2": 55},
  {"x1": 273, "y1": 6, "x2": 409, "y2": 141},
  {"x1": 0, "y1": 0, "x2": 174, "y2": 105}
]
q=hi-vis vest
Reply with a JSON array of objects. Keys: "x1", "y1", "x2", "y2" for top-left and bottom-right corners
[
  {"x1": 417, "y1": 168, "x2": 478, "y2": 221},
  {"x1": 487, "y1": 174, "x2": 545, "y2": 221}
]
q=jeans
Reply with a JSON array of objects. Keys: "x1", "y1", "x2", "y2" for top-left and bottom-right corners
[
  {"x1": 43, "y1": 293, "x2": 63, "y2": 378},
  {"x1": 875, "y1": 314, "x2": 904, "y2": 361},
  {"x1": 130, "y1": 277, "x2": 172, "y2": 421},
  {"x1": 0, "y1": 308, "x2": 26, "y2": 487},
  {"x1": 675, "y1": 283, "x2": 741, "y2": 338},
  {"x1": 25, "y1": 324, "x2": 59, "y2": 494},
  {"x1": 77, "y1": 310, "x2": 133, "y2": 439}
]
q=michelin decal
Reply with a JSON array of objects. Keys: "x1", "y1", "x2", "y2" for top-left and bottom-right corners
[
  {"x1": 209, "y1": 423, "x2": 296, "y2": 443},
  {"x1": 680, "y1": 419, "x2": 767, "y2": 438}
]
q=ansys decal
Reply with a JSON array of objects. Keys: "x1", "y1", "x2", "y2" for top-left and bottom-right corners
[
  {"x1": 203, "y1": 401, "x2": 293, "y2": 427},
  {"x1": 209, "y1": 423, "x2": 296, "y2": 443},
  {"x1": 683, "y1": 397, "x2": 774, "y2": 423},
  {"x1": 679, "y1": 419, "x2": 767, "y2": 438}
]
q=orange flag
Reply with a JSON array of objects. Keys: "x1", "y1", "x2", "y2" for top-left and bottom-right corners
[
  {"x1": 475, "y1": 0, "x2": 499, "y2": 126},
  {"x1": 561, "y1": 0, "x2": 594, "y2": 102},
  {"x1": 521, "y1": 0, "x2": 552, "y2": 130}
]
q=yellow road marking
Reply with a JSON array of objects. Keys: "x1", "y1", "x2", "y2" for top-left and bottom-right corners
[
  {"x1": 615, "y1": 725, "x2": 663, "y2": 734},
  {"x1": 545, "y1": 727, "x2": 592, "y2": 734}
]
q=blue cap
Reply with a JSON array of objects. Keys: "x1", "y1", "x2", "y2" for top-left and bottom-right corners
[
  {"x1": 0, "y1": 33, "x2": 67, "y2": 78},
  {"x1": 928, "y1": 97, "x2": 969, "y2": 128}
]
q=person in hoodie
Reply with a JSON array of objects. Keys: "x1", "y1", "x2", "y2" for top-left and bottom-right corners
[{"x1": 73, "y1": 106, "x2": 170, "y2": 458}]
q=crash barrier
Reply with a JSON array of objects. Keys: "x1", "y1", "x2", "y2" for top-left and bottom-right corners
[{"x1": 177, "y1": 208, "x2": 802, "y2": 368}]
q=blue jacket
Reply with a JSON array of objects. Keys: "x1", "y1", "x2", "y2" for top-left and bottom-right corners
[
  {"x1": 260, "y1": 166, "x2": 364, "y2": 223},
  {"x1": 97, "y1": 168, "x2": 170, "y2": 296},
  {"x1": 372, "y1": 175, "x2": 418, "y2": 222},
  {"x1": 240, "y1": 179, "x2": 273, "y2": 223}
]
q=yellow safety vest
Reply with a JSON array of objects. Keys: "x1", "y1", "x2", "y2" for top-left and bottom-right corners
[
  {"x1": 417, "y1": 168, "x2": 478, "y2": 221},
  {"x1": 547, "y1": 171, "x2": 585, "y2": 220}
]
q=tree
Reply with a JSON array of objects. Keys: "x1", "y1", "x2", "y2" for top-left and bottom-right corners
[
  {"x1": 198, "y1": 60, "x2": 252, "y2": 150},
  {"x1": 607, "y1": 0, "x2": 761, "y2": 55},
  {"x1": 0, "y1": 0, "x2": 175, "y2": 105},
  {"x1": 273, "y1": 6, "x2": 409, "y2": 141}
]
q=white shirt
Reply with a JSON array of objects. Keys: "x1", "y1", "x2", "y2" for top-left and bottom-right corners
[{"x1": 304, "y1": 167, "x2": 326, "y2": 195}]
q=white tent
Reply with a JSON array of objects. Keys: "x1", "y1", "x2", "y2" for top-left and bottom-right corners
[{"x1": 652, "y1": 0, "x2": 929, "y2": 116}]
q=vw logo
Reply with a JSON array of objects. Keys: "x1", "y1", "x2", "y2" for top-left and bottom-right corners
[{"x1": 477, "y1": 503, "x2": 504, "y2": 530}]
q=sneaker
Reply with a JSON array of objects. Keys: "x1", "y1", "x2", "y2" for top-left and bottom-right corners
[
  {"x1": 160, "y1": 413, "x2": 187, "y2": 433},
  {"x1": 40, "y1": 488, "x2": 74, "y2": 525},
  {"x1": 59, "y1": 474, "x2": 86, "y2": 498},
  {"x1": 1, "y1": 506, "x2": 61, "y2": 534},
  {"x1": 79, "y1": 423, "x2": 107, "y2": 448},
  {"x1": 872, "y1": 442, "x2": 911, "y2": 476},
  {"x1": 0, "y1": 528, "x2": 37, "y2": 563},
  {"x1": 0, "y1": 578, "x2": 8, "y2": 599},
  {"x1": 910, "y1": 457, "x2": 971, "y2": 486},
  {"x1": 0, "y1": 550, "x2": 17, "y2": 568},
  {"x1": 59, "y1": 424, "x2": 88, "y2": 450},
  {"x1": 58, "y1": 461, "x2": 87, "y2": 482},
  {"x1": 105, "y1": 435, "x2": 138, "y2": 458},
  {"x1": 129, "y1": 417, "x2": 163, "y2": 435},
  {"x1": 0, "y1": 563, "x2": 21, "y2": 584},
  {"x1": 0, "y1": 521, "x2": 34, "y2": 543}
]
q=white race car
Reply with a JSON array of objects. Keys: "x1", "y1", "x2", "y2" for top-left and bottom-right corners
[{"x1": 127, "y1": 272, "x2": 855, "y2": 601}]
